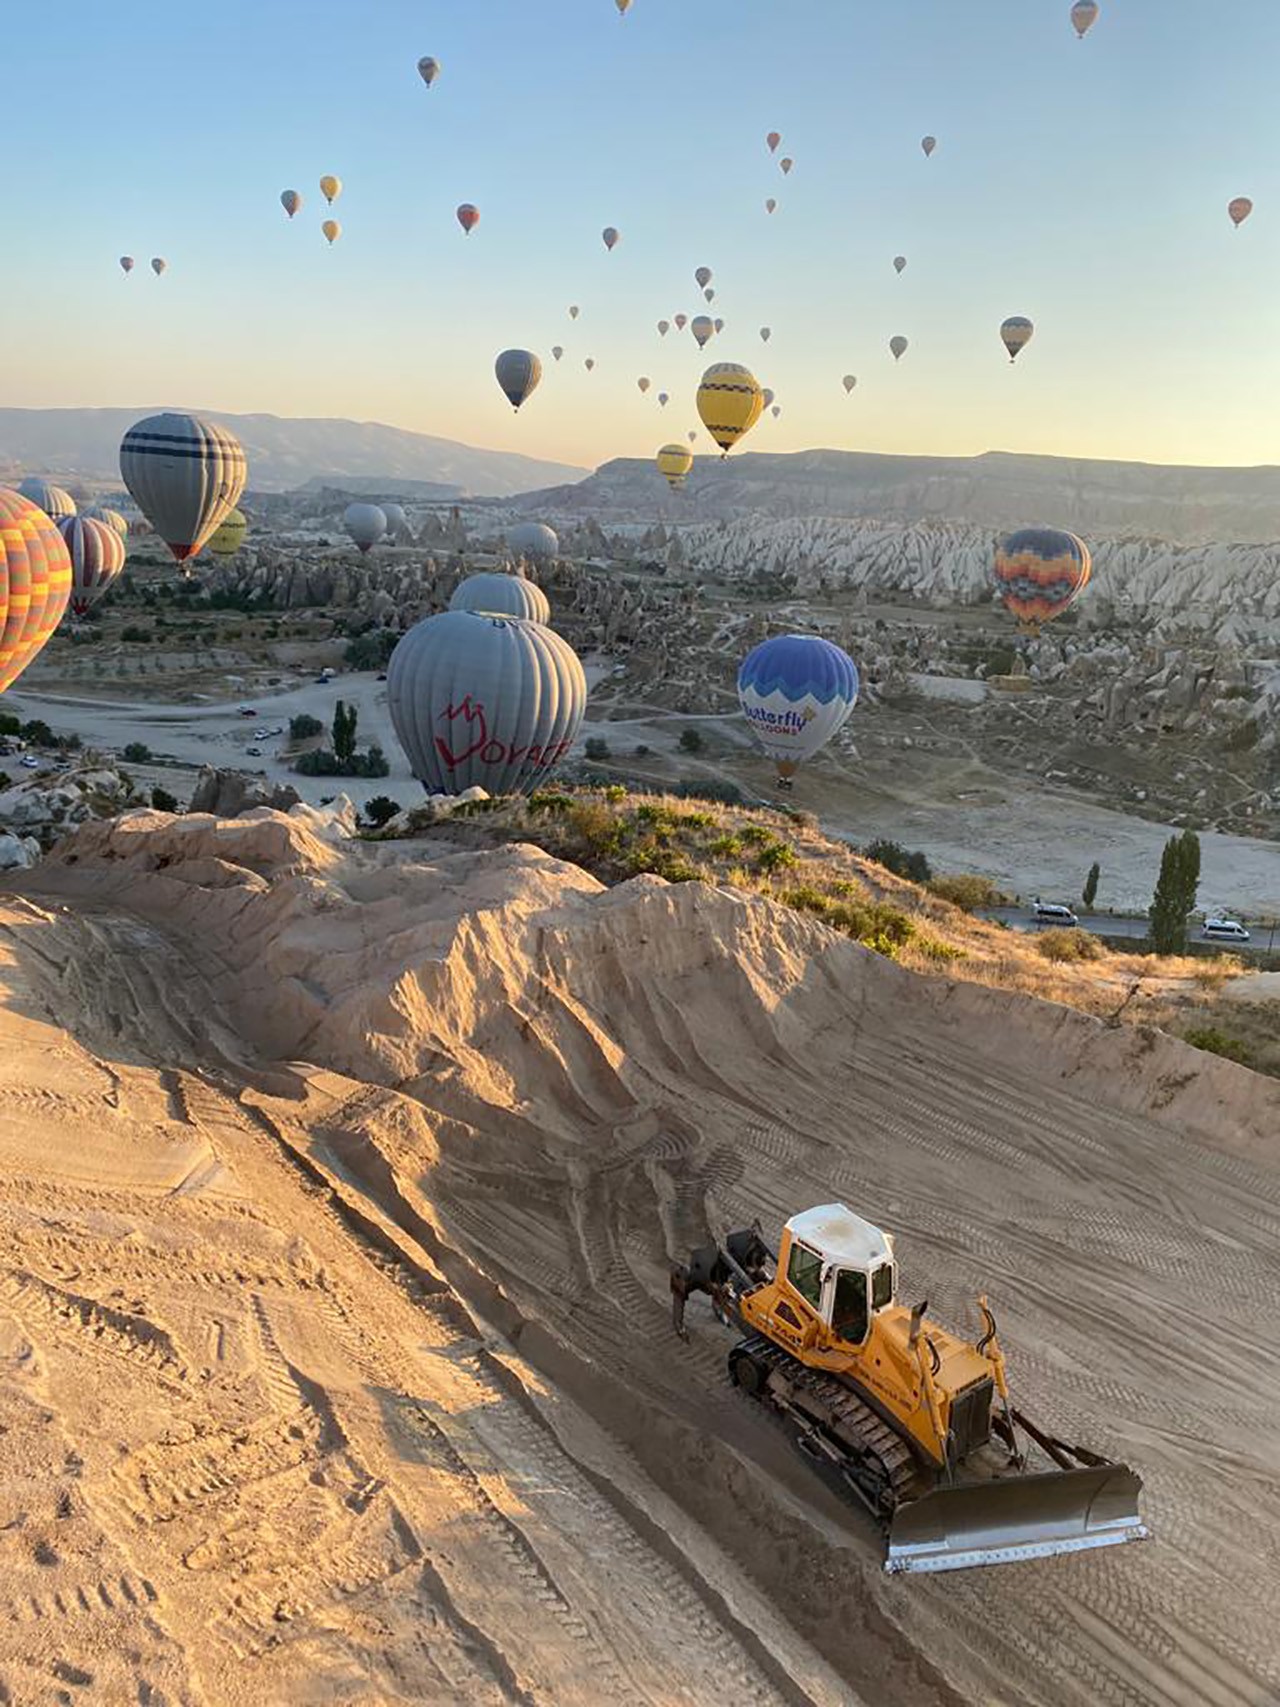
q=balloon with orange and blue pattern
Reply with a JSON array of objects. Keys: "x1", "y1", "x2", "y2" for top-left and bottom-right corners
[
  {"x1": 993, "y1": 528, "x2": 1092, "y2": 633},
  {"x1": 0, "y1": 488, "x2": 73, "y2": 692}
]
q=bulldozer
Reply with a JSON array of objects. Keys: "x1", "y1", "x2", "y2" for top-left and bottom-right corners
[{"x1": 671, "y1": 1203, "x2": 1147, "y2": 1574}]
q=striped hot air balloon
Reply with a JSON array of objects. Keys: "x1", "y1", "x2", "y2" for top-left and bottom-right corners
[
  {"x1": 0, "y1": 489, "x2": 73, "y2": 691},
  {"x1": 388, "y1": 611, "x2": 587, "y2": 796},
  {"x1": 17, "y1": 478, "x2": 77, "y2": 522},
  {"x1": 57, "y1": 515, "x2": 127, "y2": 615},
  {"x1": 450, "y1": 572, "x2": 551, "y2": 623},
  {"x1": 118, "y1": 412, "x2": 247, "y2": 567},
  {"x1": 1000, "y1": 316, "x2": 1035, "y2": 362},
  {"x1": 207, "y1": 508, "x2": 248, "y2": 556},
  {"x1": 993, "y1": 528, "x2": 1092, "y2": 633},
  {"x1": 697, "y1": 362, "x2": 764, "y2": 455},
  {"x1": 83, "y1": 505, "x2": 128, "y2": 539},
  {"x1": 737, "y1": 634, "x2": 859, "y2": 784},
  {"x1": 656, "y1": 444, "x2": 694, "y2": 490}
]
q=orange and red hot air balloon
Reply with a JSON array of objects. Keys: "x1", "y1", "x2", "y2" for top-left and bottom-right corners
[
  {"x1": 993, "y1": 528, "x2": 1092, "y2": 633},
  {"x1": 0, "y1": 488, "x2": 73, "y2": 691}
]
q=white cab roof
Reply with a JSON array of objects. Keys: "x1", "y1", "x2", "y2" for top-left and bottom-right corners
[{"x1": 787, "y1": 1204, "x2": 892, "y2": 1270}]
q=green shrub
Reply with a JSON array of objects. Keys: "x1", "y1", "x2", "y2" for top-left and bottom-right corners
[
  {"x1": 866, "y1": 838, "x2": 933, "y2": 884},
  {"x1": 708, "y1": 834, "x2": 743, "y2": 858},
  {"x1": 528, "y1": 790, "x2": 574, "y2": 815},
  {"x1": 915, "y1": 936, "x2": 966, "y2": 963},
  {"x1": 566, "y1": 800, "x2": 624, "y2": 856},
  {"x1": 364, "y1": 795, "x2": 401, "y2": 827},
  {"x1": 1182, "y1": 1026, "x2": 1253, "y2": 1066},
  {"x1": 0, "y1": 713, "x2": 20, "y2": 736},
  {"x1": 756, "y1": 841, "x2": 797, "y2": 873},
  {"x1": 584, "y1": 737, "x2": 610, "y2": 761},
  {"x1": 20, "y1": 720, "x2": 54, "y2": 746},
  {"x1": 677, "y1": 727, "x2": 704, "y2": 753},
  {"x1": 633, "y1": 744, "x2": 651, "y2": 757},
  {"x1": 674, "y1": 779, "x2": 743, "y2": 806},
  {"x1": 740, "y1": 824, "x2": 773, "y2": 847},
  {"x1": 123, "y1": 742, "x2": 151, "y2": 763},
  {"x1": 150, "y1": 785, "x2": 179, "y2": 813},
  {"x1": 780, "y1": 885, "x2": 831, "y2": 916},
  {"x1": 289, "y1": 714, "x2": 323, "y2": 740},
  {"x1": 602, "y1": 784, "x2": 628, "y2": 802},
  {"x1": 1036, "y1": 928, "x2": 1102, "y2": 962},
  {"x1": 928, "y1": 873, "x2": 1001, "y2": 912}
]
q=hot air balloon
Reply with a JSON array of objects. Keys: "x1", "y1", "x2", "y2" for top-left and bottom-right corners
[
  {"x1": 766, "y1": 132, "x2": 781, "y2": 153},
  {"x1": 842, "y1": 375, "x2": 857, "y2": 394},
  {"x1": 380, "y1": 503, "x2": 409, "y2": 542},
  {"x1": 691, "y1": 315, "x2": 715, "y2": 349},
  {"x1": 993, "y1": 528, "x2": 1092, "y2": 633},
  {"x1": 119, "y1": 256, "x2": 135, "y2": 274},
  {"x1": 569, "y1": 304, "x2": 580, "y2": 319},
  {"x1": 1000, "y1": 316, "x2": 1035, "y2": 362},
  {"x1": 687, "y1": 431, "x2": 697, "y2": 443},
  {"x1": 457, "y1": 203, "x2": 480, "y2": 234},
  {"x1": 894, "y1": 255, "x2": 907, "y2": 274},
  {"x1": 890, "y1": 335, "x2": 909, "y2": 361},
  {"x1": 507, "y1": 522, "x2": 559, "y2": 561},
  {"x1": 0, "y1": 490, "x2": 72, "y2": 692},
  {"x1": 616, "y1": 0, "x2": 632, "y2": 13},
  {"x1": 150, "y1": 257, "x2": 167, "y2": 276},
  {"x1": 695, "y1": 266, "x2": 713, "y2": 289},
  {"x1": 119, "y1": 412, "x2": 247, "y2": 566},
  {"x1": 83, "y1": 506, "x2": 128, "y2": 539},
  {"x1": 207, "y1": 508, "x2": 248, "y2": 557},
  {"x1": 552, "y1": 345, "x2": 564, "y2": 361},
  {"x1": 1070, "y1": 1, "x2": 1099, "y2": 37},
  {"x1": 602, "y1": 226, "x2": 620, "y2": 251},
  {"x1": 657, "y1": 444, "x2": 694, "y2": 490},
  {"x1": 760, "y1": 327, "x2": 771, "y2": 343},
  {"x1": 713, "y1": 317, "x2": 725, "y2": 335},
  {"x1": 771, "y1": 405, "x2": 782, "y2": 419},
  {"x1": 674, "y1": 313, "x2": 688, "y2": 331},
  {"x1": 280, "y1": 189, "x2": 302, "y2": 218},
  {"x1": 320, "y1": 175, "x2": 342, "y2": 204},
  {"x1": 637, "y1": 376, "x2": 651, "y2": 393},
  {"x1": 921, "y1": 135, "x2": 937, "y2": 157},
  {"x1": 658, "y1": 319, "x2": 670, "y2": 337},
  {"x1": 451, "y1": 572, "x2": 551, "y2": 623},
  {"x1": 585, "y1": 357, "x2": 596, "y2": 371},
  {"x1": 417, "y1": 55, "x2": 441, "y2": 85},
  {"x1": 780, "y1": 158, "x2": 793, "y2": 175},
  {"x1": 737, "y1": 634, "x2": 859, "y2": 786},
  {"x1": 697, "y1": 362, "x2": 764, "y2": 456},
  {"x1": 17, "y1": 479, "x2": 77, "y2": 522},
  {"x1": 495, "y1": 349, "x2": 543, "y2": 411},
  {"x1": 58, "y1": 515, "x2": 126, "y2": 615},
  {"x1": 1228, "y1": 197, "x2": 1253, "y2": 228},
  {"x1": 389, "y1": 610, "x2": 587, "y2": 797},
  {"x1": 322, "y1": 220, "x2": 341, "y2": 245},
  {"x1": 343, "y1": 503, "x2": 386, "y2": 554},
  {"x1": 704, "y1": 287, "x2": 716, "y2": 304},
  {"x1": 657, "y1": 392, "x2": 669, "y2": 407},
  {"x1": 762, "y1": 388, "x2": 776, "y2": 408},
  {"x1": 765, "y1": 198, "x2": 777, "y2": 214}
]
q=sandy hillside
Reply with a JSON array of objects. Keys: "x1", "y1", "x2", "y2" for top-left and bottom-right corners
[{"x1": 2, "y1": 803, "x2": 1279, "y2": 1707}]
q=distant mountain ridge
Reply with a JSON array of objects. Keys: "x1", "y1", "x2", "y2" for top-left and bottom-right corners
[
  {"x1": 0, "y1": 407, "x2": 588, "y2": 500},
  {"x1": 518, "y1": 447, "x2": 1280, "y2": 545}
]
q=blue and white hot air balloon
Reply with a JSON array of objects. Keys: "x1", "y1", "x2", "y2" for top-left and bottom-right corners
[
  {"x1": 737, "y1": 634, "x2": 859, "y2": 786},
  {"x1": 388, "y1": 610, "x2": 586, "y2": 796}
]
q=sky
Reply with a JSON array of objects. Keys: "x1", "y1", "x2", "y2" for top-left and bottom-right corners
[{"x1": 5, "y1": 0, "x2": 1280, "y2": 474}]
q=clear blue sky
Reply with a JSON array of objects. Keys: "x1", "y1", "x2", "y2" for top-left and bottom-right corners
[{"x1": 5, "y1": 1, "x2": 1279, "y2": 471}]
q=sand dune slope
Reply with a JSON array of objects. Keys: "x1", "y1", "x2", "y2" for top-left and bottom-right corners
[{"x1": 4, "y1": 803, "x2": 1279, "y2": 1707}]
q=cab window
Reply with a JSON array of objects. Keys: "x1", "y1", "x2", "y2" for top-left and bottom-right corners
[
  {"x1": 872, "y1": 1263, "x2": 893, "y2": 1309},
  {"x1": 831, "y1": 1268, "x2": 868, "y2": 1342},
  {"x1": 787, "y1": 1243, "x2": 823, "y2": 1310}
]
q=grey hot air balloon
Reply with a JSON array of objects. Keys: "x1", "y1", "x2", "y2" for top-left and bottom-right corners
[
  {"x1": 387, "y1": 610, "x2": 587, "y2": 796},
  {"x1": 417, "y1": 55, "x2": 441, "y2": 85},
  {"x1": 119, "y1": 413, "x2": 247, "y2": 565},
  {"x1": 280, "y1": 189, "x2": 302, "y2": 218},
  {"x1": 760, "y1": 326, "x2": 771, "y2": 342},
  {"x1": 17, "y1": 478, "x2": 77, "y2": 522},
  {"x1": 1000, "y1": 316, "x2": 1035, "y2": 362},
  {"x1": 691, "y1": 315, "x2": 714, "y2": 349},
  {"x1": 921, "y1": 136, "x2": 937, "y2": 157},
  {"x1": 552, "y1": 345, "x2": 564, "y2": 361},
  {"x1": 842, "y1": 374, "x2": 858, "y2": 394},
  {"x1": 890, "y1": 335, "x2": 909, "y2": 361},
  {"x1": 381, "y1": 502, "x2": 409, "y2": 541},
  {"x1": 119, "y1": 256, "x2": 135, "y2": 274},
  {"x1": 495, "y1": 348, "x2": 542, "y2": 411},
  {"x1": 507, "y1": 522, "x2": 559, "y2": 561},
  {"x1": 695, "y1": 266, "x2": 713, "y2": 289},
  {"x1": 151, "y1": 256, "x2": 167, "y2": 276},
  {"x1": 343, "y1": 502, "x2": 386, "y2": 554},
  {"x1": 450, "y1": 572, "x2": 551, "y2": 623},
  {"x1": 894, "y1": 255, "x2": 907, "y2": 274}
]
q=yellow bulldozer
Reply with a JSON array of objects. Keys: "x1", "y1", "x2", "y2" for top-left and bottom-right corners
[{"x1": 671, "y1": 1203, "x2": 1147, "y2": 1574}]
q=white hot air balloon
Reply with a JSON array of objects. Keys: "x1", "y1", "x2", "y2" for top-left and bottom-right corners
[
  {"x1": 118, "y1": 413, "x2": 246, "y2": 565},
  {"x1": 450, "y1": 572, "x2": 551, "y2": 623},
  {"x1": 343, "y1": 502, "x2": 387, "y2": 554},
  {"x1": 507, "y1": 522, "x2": 559, "y2": 561}
]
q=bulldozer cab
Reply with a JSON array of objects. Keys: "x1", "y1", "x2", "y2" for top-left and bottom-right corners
[{"x1": 781, "y1": 1206, "x2": 897, "y2": 1348}]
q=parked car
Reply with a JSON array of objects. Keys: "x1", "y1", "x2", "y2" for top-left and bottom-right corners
[
  {"x1": 19, "y1": 755, "x2": 42, "y2": 770},
  {"x1": 238, "y1": 705, "x2": 257, "y2": 717},
  {"x1": 245, "y1": 746, "x2": 262, "y2": 757},
  {"x1": 1202, "y1": 917, "x2": 1250, "y2": 942},
  {"x1": 1032, "y1": 902, "x2": 1079, "y2": 926}
]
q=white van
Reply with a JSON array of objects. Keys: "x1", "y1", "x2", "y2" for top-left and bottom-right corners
[
  {"x1": 1202, "y1": 918, "x2": 1250, "y2": 942},
  {"x1": 1033, "y1": 902, "x2": 1079, "y2": 927}
]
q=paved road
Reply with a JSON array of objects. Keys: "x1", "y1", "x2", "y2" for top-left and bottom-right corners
[{"x1": 982, "y1": 905, "x2": 1277, "y2": 956}]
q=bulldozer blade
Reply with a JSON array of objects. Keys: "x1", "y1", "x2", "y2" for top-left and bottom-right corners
[{"x1": 885, "y1": 1464, "x2": 1148, "y2": 1575}]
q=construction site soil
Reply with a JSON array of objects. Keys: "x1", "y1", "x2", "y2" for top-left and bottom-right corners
[{"x1": 1, "y1": 803, "x2": 1277, "y2": 1706}]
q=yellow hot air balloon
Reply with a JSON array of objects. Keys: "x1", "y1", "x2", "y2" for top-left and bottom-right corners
[
  {"x1": 207, "y1": 507, "x2": 247, "y2": 557},
  {"x1": 322, "y1": 219, "x2": 341, "y2": 245},
  {"x1": 616, "y1": 0, "x2": 632, "y2": 13},
  {"x1": 320, "y1": 175, "x2": 342, "y2": 205},
  {"x1": 657, "y1": 444, "x2": 694, "y2": 490},
  {"x1": 696, "y1": 362, "x2": 764, "y2": 457}
]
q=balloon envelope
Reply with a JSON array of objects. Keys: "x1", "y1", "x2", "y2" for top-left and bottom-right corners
[
  {"x1": 766, "y1": 132, "x2": 781, "y2": 153},
  {"x1": 495, "y1": 349, "x2": 542, "y2": 411},
  {"x1": 1001, "y1": 316, "x2": 1035, "y2": 361},
  {"x1": 450, "y1": 572, "x2": 551, "y2": 623},
  {"x1": 83, "y1": 505, "x2": 128, "y2": 539},
  {"x1": 417, "y1": 55, "x2": 441, "y2": 84},
  {"x1": 695, "y1": 266, "x2": 713, "y2": 289},
  {"x1": 58, "y1": 515, "x2": 126, "y2": 615},
  {"x1": 994, "y1": 528, "x2": 1092, "y2": 630},
  {"x1": 658, "y1": 319, "x2": 670, "y2": 336},
  {"x1": 381, "y1": 503, "x2": 408, "y2": 539},
  {"x1": 457, "y1": 203, "x2": 480, "y2": 233},
  {"x1": 737, "y1": 635, "x2": 859, "y2": 777},
  {"x1": 842, "y1": 375, "x2": 857, "y2": 394},
  {"x1": 894, "y1": 255, "x2": 907, "y2": 273},
  {"x1": 280, "y1": 189, "x2": 302, "y2": 217},
  {"x1": 119, "y1": 256, "x2": 135, "y2": 274},
  {"x1": 0, "y1": 490, "x2": 72, "y2": 691},
  {"x1": 320, "y1": 174, "x2": 341, "y2": 203},
  {"x1": 657, "y1": 444, "x2": 694, "y2": 489},
  {"x1": 890, "y1": 335, "x2": 909, "y2": 361},
  {"x1": 1070, "y1": 1, "x2": 1099, "y2": 36},
  {"x1": 552, "y1": 345, "x2": 564, "y2": 361},
  {"x1": 690, "y1": 315, "x2": 715, "y2": 348},
  {"x1": 1228, "y1": 196, "x2": 1253, "y2": 228},
  {"x1": 343, "y1": 503, "x2": 386, "y2": 553},
  {"x1": 921, "y1": 135, "x2": 937, "y2": 156},
  {"x1": 388, "y1": 611, "x2": 587, "y2": 796},
  {"x1": 507, "y1": 522, "x2": 559, "y2": 561},
  {"x1": 207, "y1": 507, "x2": 247, "y2": 556},
  {"x1": 697, "y1": 362, "x2": 764, "y2": 455},
  {"x1": 322, "y1": 219, "x2": 341, "y2": 244},
  {"x1": 150, "y1": 257, "x2": 167, "y2": 275},
  {"x1": 779, "y1": 157, "x2": 793, "y2": 175},
  {"x1": 119, "y1": 413, "x2": 247, "y2": 565},
  {"x1": 602, "y1": 226, "x2": 620, "y2": 250},
  {"x1": 765, "y1": 198, "x2": 777, "y2": 214},
  {"x1": 17, "y1": 478, "x2": 77, "y2": 522}
]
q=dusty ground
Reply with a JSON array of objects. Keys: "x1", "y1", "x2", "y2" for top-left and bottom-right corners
[{"x1": 1, "y1": 805, "x2": 1278, "y2": 1705}]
